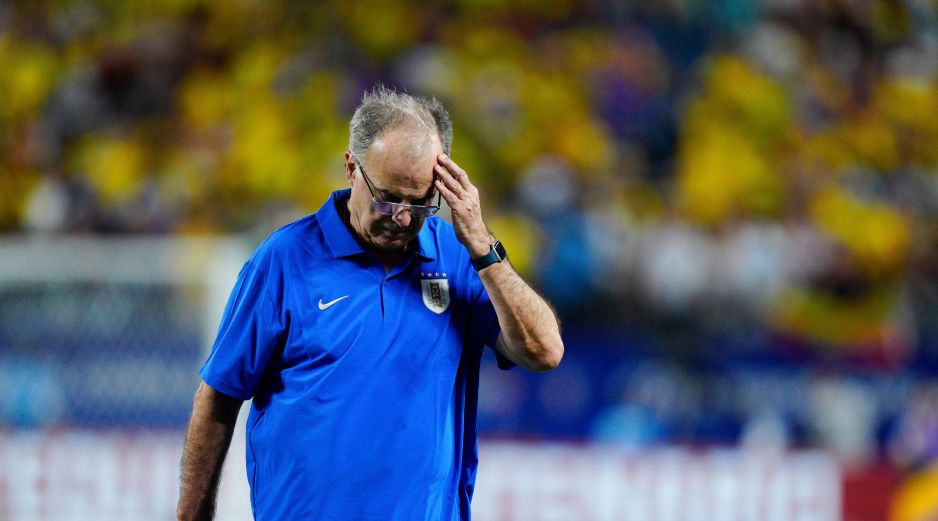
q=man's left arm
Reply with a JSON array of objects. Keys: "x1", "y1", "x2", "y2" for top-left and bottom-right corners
[{"x1": 434, "y1": 154, "x2": 564, "y2": 372}]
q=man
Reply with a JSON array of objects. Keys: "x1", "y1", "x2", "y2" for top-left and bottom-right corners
[{"x1": 177, "y1": 86, "x2": 564, "y2": 521}]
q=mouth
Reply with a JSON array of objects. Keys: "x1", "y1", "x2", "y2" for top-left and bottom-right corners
[
  {"x1": 383, "y1": 226, "x2": 414, "y2": 236},
  {"x1": 372, "y1": 228, "x2": 413, "y2": 244}
]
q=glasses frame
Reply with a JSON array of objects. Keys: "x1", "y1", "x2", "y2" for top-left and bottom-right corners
[{"x1": 357, "y1": 163, "x2": 441, "y2": 218}]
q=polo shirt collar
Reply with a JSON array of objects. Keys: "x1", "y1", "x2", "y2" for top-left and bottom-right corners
[
  {"x1": 414, "y1": 219, "x2": 438, "y2": 261},
  {"x1": 319, "y1": 189, "x2": 366, "y2": 259},
  {"x1": 319, "y1": 189, "x2": 438, "y2": 262}
]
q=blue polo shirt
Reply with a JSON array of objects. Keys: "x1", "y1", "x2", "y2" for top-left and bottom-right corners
[{"x1": 200, "y1": 189, "x2": 508, "y2": 521}]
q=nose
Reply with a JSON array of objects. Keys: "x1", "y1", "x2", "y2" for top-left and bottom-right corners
[{"x1": 391, "y1": 207, "x2": 412, "y2": 228}]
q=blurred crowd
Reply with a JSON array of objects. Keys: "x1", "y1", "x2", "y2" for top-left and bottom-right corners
[{"x1": 2, "y1": 0, "x2": 938, "y2": 515}]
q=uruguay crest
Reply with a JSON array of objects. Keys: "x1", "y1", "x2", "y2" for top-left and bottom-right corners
[{"x1": 420, "y1": 272, "x2": 450, "y2": 314}]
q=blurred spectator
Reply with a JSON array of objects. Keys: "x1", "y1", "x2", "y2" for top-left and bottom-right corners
[
  {"x1": 890, "y1": 382, "x2": 938, "y2": 470},
  {"x1": 889, "y1": 383, "x2": 938, "y2": 521}
]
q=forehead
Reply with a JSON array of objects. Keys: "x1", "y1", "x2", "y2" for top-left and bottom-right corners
[{"x1": 364, "y1": 124, "x2": 442, "y2": 199}]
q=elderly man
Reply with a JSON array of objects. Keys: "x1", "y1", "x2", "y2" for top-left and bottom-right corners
[{"x1": 177, "y1": 86, "x2": 563, "y2": 521}]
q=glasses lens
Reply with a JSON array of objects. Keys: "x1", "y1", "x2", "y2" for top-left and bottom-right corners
[
  {"x1": 372, "y1": 201, "x2": 439, "y2": 217},
  {"x1": 372, "y1": 201, "x2": 396, "y2": 215}
]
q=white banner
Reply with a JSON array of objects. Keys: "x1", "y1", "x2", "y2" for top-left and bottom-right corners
[
  {"x1": 0, "y1": 431, "x2": 840, "y2": 521},
  {"x1": 474, "y1": 442, "x2": 841, "y2": 521}
]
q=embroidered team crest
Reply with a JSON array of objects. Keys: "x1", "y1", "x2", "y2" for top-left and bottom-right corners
[{"x1": 420, "y1": 272, "x2": 450, "y2": 314}]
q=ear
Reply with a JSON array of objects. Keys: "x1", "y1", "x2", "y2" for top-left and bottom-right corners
[{"x1": 345, "y1": 151, "x2": 357, "y2": 186}]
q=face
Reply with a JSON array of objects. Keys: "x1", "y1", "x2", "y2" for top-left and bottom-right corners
[{"x1": 345, "y1": 125, "x2": 442, "y2": 252}]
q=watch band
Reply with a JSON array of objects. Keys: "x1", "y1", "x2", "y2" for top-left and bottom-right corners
[{"x1": 471, "y1": 240, "x2": 507, "y2": 271}]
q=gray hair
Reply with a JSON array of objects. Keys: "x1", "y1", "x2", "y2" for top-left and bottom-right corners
[{"x1": 348, "y1": 85, "x2": 452, "y2": 163}]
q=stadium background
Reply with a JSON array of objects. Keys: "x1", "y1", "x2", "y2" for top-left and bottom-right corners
[{"x1": 1, "y1": 0, "x2": 937, "y2": 520}]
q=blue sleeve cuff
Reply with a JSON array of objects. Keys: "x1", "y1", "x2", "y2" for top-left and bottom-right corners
[{"x1": 199, "y1": 369, "x2": 254, "y2": 401}]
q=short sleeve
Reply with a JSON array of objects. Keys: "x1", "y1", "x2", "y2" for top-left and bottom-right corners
[
  {"x1": 468, "y1": 268, "x2": 513, "y2": 370},
  {"x1": 199, "y1": 260, "x2": 285, "y2": 400}
]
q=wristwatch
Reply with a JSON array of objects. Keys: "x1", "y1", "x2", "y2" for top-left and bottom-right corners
[{"x1": 471, "y1": 240, "x2": 508, "y2": 271}]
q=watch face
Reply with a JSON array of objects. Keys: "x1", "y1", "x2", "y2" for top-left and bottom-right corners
[{"x1": 494, "y1": 241, "x2": 507, "y2": 260}]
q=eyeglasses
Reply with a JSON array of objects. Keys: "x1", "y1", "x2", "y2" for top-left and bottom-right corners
[{"x1": 357, "y1": 163, "x2": 441, "y2": 218}]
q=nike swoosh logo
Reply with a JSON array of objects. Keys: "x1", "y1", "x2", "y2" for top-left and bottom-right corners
[{"x1": 318, "y1": 295, "x2": 350, "y2": 310}]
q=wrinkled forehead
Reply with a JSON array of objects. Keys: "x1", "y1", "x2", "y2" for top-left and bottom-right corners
[{"x1": 364, "y1": 124, "x2": 442, "y2": 199}]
